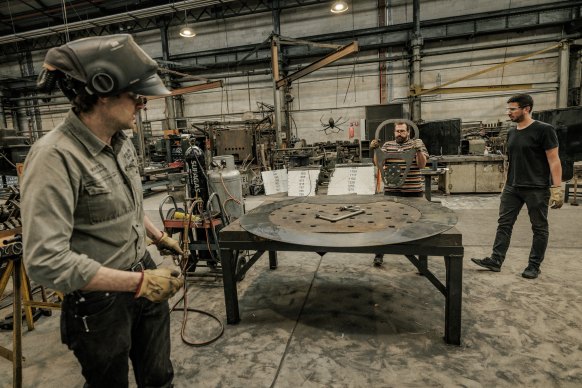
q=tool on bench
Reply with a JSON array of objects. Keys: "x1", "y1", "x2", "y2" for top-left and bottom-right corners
[
  {"x1": 160, "y1": 141, "x2": 248, "y2": 280},
  {"x1": 315, "y1": 204, "x2": 365, "y2": 222},
  {"x1": 337, "y1": 205, "x2": 360, "y2": 211}
]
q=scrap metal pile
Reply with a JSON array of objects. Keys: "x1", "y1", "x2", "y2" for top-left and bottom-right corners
[{"x1": 0, "y1": 186, "x2": 21, "y2": 233}]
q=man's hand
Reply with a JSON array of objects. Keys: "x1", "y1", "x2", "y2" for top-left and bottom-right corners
[
  {"x1": 549, "y1": 186, "x2": 563, "y2": 209},
  {"x1": 156, "y1": 231, "x2": 184, "y2": 255},
  {"x1": 411, "y1": 138, "x2": 424, "y2": 151},
  {"x1": 370, "y1": 139, "x2": 380, "y2": 150},
  {"x1": 135, "y1": 268, "x2": 184, "y2": 302}
]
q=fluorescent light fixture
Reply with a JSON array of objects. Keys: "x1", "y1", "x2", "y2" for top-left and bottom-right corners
[
  {"x1": 179, "y1": 25, "x2": 196, "y2": 38},
  {"x1": 179, "y1": 4, "x2": 196, "y2": 38},
  {"x1": 331, "y1": 0, "x2": 348, "y2": 14}
]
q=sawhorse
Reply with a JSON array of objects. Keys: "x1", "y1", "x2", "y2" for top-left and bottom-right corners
[{"x1": 0, "y1": 236, "x2": 61, "y2": 388}]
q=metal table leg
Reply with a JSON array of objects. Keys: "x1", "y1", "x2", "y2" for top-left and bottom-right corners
[
  {"x1": 424, "y1": 175, "x2": 432, "y2": 201},
  {"x1": 444, "y1": 254, "x2": 463, "y2": 345},
  {"x1": 268, "y1": 251, "x2": 278, "y2": 269},
  {"x1": 418, "y1": 255, "x2": 428, "y2": 275},
  {"x1": 220, "y1": 249, "x2": 240, "y2": 324}
]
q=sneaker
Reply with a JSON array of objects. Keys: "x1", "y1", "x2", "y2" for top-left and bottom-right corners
[
  {"x1": 471, "y1": 257, "x2": 501, "y2": 272},
  {"x1": 373, "y1": 254, "x2": 384, "y2": 267},
  {"x1": 522, "y1": 265, "x2": 540, "y2": 279}
]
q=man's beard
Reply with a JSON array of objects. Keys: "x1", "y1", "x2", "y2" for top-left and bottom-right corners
[
  {"x1": 395, "y1": 136, "x2": 408, "y2": 144},
  {"x1": 510, "y1": 113, "x2": 525, "y2": 123}
]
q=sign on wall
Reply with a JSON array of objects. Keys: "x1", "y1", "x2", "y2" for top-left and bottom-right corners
[
  {"x1": 327, "y1": 164, "x2": 375, "y2": 195},
  {"x1": 287, "y1": 168, "x2": 320, "y2": 197},
  {"x1": 261, "y1": 169, "x2": 288, "y2": 195}
]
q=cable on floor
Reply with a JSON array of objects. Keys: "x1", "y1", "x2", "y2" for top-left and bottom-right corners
[
  {"x1": 269, "y1": 254, "x2": 324, "y2": 388},
  {"x1": 170, "y1": 291, "x2": 224, "y2": 347},
  {"x1": 166, "y1": 198, "x2": 224, "y2": 347}
]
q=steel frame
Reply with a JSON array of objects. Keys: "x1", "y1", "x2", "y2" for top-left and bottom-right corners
[
  {"x1": 0, "y1": 1, "x2": 578, "y2": 60},
  {"x1": 219, "y1": 216, "x2": 464, "y2": 345}
]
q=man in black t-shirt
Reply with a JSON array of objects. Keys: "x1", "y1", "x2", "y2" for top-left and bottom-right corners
[{"x1": 471, "y1": 94, "x2": 563, "y2": 279}]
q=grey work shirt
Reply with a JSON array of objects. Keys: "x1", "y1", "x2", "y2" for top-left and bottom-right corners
[{"x1": 22, "y1": 110, "x2": 146, "y2": 294}]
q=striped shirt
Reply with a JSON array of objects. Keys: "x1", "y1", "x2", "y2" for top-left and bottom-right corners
[{"x1": 380, "y1": 139, "x2": 428, "y2": 194}]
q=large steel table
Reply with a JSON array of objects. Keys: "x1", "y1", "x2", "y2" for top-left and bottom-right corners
[{"x1": 218, "y1": 195, "x2": 464, "y2": 345}]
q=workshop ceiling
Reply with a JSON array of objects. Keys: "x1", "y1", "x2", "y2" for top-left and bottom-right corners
[
  {"x1": 0, "y1": 1, "x2": 579, "y2": 90},
  {"x1": 0, "y1": 0, "x2": 333, "y2": 88},
  {"x1": 0, "y1": 0, "x2": 329, "y2": 47},
  {"x1": 1, "y1": 0, "x2": 168, "y2": 35},
  {"x1": 0, "y1": 1, "x2": 244, "y2": 44}
]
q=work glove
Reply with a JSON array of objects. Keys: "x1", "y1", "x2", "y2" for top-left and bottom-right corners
[
  {"x1": 155, "y1": 231, "x2": 184, "y2": 255},
  {"x1": 370, "y1": 139, "x2": 381, "y2": 150},
  {"x1": 549, "y1": 186, "x2": 563, "y2": 209},
  {"x1": 135, "y1": 268, "x2": 184, "y2": 302},
  {"x1": 411, "y1": 138, "x2": 424, "y2": 151}
]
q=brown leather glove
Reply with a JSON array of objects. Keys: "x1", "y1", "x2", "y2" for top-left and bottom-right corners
[
  {"x1": 155, "y1": 231, "x2": 184, "y2": 255},
  {"x1": 370, "y1": 139, "x2": 380, "y2": 150},
  {"x1": 549, "y1": 186, "x2": 563, "y2": 209},
  {"x1": 135, "y1": 268, "x2": 184, "y2": 302}
]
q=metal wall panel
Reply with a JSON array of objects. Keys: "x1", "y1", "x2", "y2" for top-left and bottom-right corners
[
  {"x1": 365, "y1": 104, "x2": 405, "y2": 141},
  {"x1": 214, "y1": 129, "x2": 254, "y2": 163},
  {"x1": 418, "y1": 119, "x2": 462, "y2": 157},
  {"x1": 533, "y1": 107, "x2": 582, "y2": 181}
]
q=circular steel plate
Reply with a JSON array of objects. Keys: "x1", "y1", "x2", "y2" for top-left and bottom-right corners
[{"x1": 240, "y1": 195, "x2": 457, "y2": 248}]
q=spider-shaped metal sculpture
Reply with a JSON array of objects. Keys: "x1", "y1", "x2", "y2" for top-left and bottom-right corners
[{"x1": 319, "y1": 115, "x2": 349, "y2": 135}]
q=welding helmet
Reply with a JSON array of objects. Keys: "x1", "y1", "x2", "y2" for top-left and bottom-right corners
[{"x1": 37, "y1": 34, "x2": 171, "y2": 99}]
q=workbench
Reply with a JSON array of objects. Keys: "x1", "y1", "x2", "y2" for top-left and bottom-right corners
[
  {"x1": 436, "y1": 155, "x2": 506, "y2": 194},
  {"x1": 564, "y1": 162, "x2": 582, "y2": 205},
  {"x1": 218, "y1": 198, "x2": 464, "y2": 345},
  {"x1": 420, "y1": 167, "x2": 448, "y2": 201}
]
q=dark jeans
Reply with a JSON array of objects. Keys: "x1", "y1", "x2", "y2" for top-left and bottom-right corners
[
  {"x1": 491, "y1": 185, "x2": 550, "y2": 268},
  {"x1": 61, "y1": 252, "x2": 174, "y2": 388}
]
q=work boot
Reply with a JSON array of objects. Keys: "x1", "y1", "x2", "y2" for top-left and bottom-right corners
[
  {"x1": 522, "y1": 264, "x2": 540, "y2": 279},
  {"x1": 471, "y1": 257, "x2": 501, "y2": 272},
  {"x1": 373, "y1": 254, "x2": 384, "y2": 267}
]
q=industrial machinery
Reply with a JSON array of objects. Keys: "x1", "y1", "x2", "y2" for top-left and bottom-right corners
[
  {"x1": 460, "y1": 122, "x2": 508, "y2": 156},
  {"x1": 533, "y1": 107, "x2": 582, "y2": 205},
  {"x1": 267, "y1": 139, "x2": 365, "y2": 189},
  {"x1": 533, "y1": 107, "x2": 582, "y2": 181},
  {"x1": 0, "y1": 128, "x2": 30, "y2": 182},
  {"x1": 159, "y1": 140, "x2": 247, "y2": 279}
]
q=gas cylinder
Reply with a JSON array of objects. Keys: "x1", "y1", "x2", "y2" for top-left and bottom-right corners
[{"x1": 208, "y1": 155, "x2": 244, "y2": 221}]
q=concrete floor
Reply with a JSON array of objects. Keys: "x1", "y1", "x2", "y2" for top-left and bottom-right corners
[{"x1": 1, "y1": 190, "x2": 581, "y2": 387}]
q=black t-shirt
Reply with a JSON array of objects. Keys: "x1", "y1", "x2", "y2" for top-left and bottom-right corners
[{"x1": 506, "y1": 120, "x2": 559, "y2": 188}]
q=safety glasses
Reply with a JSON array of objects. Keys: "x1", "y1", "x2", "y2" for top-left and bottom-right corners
[
  {"x1": 506, "y1": 105, "x2": 529, "y2": 112},
  {"x1": 127, "y1": 92, "x2": 147, "y2": 106}
]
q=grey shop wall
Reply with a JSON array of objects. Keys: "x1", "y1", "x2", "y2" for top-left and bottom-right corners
[{"x1": 0, "y1": 0, "x2": 575, "y2": 144}]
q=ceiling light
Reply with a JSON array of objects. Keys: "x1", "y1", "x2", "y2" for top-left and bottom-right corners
[
  {"x1": 330, "y1": 1, "x2": 348, "y2": 14},
  {"x1": 179, "y1": 4, "x2": 196, "y2": 38},
  {"x1": 179, "y1": 25, "x2": 196, "y2": 38}
]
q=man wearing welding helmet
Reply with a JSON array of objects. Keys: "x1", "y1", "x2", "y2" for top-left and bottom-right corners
[{"x1": 22, "y1": 35, "x2": 184, "y2": 387}]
